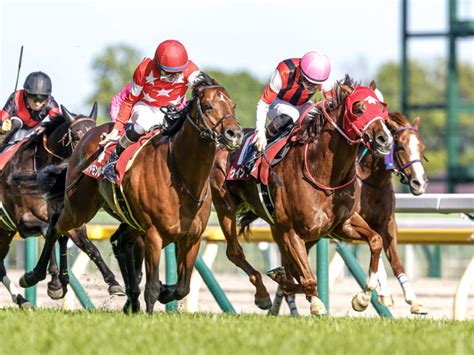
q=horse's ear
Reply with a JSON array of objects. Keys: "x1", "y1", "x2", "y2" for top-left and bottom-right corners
[
  {"x1": 89, "y1": 101, "x2": 98, "y2": 120},
  {"x1": 61, "y1": 105, "x2": 75, "y2": 124},
  {"x1": 412, "y1": 116, "x2": 421, "y2": 128},
  {"x1": 370, "y1": 80, "x2": 377, "y2": 91},
  {"x1": 340, "y1": 85, "x2": 352, "y2": 95}
]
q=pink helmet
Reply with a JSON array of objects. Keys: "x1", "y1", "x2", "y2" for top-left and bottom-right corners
[{"x1": 300, "y1": 51, "x2": 331, "y2": 84}]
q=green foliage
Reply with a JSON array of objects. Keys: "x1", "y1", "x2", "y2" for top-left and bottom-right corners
[
  {"x1": 206, "y1": 69, "x2": 265, "y2": 128},
  {"x1": 0, "y1": 310, "x2": 472, "y2": 354},
  {"x1": 87, "y1": 44, "x2": 143, "y2": 124}
]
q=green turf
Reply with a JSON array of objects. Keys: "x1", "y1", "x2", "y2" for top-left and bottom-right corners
[{"x1": 0, "y1": 309, "x2": 471, "y2": 354}]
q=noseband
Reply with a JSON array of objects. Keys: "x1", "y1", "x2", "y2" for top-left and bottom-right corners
[
  {"x1": 384, "y1": 126, "x2": 422, "y2": 184},
  {"x1": 186, "y1": 85, "x2": 237, "y2": 145}
]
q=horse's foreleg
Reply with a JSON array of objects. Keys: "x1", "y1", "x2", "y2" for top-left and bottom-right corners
[
  {"x1": 144, "y1": 226, "x2": 163, "y2": 314},
  {"x1": 46, "y1": 247, "x2": 65, "y2": 299},
  {"x1": 383, "y1": 217, "x2": 426, "y2": 315},
  {"x1": 161, "y1": 236, "x2": 202, "y2": 304},
  {"x1": 68, "y1": 225, "x2": 124, "y2": 296},
  {"x1": 337, "y1": 213, "x2": 383, "y2": 312}
]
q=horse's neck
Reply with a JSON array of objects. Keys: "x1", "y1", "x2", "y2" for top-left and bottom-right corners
[
  {"x1": 357, "y1": 154, "x2": 392, "y2": 187},
  {"x1": 171, "y1": 119, "x2": 216, "y2": 193},
  {"x1": 307, "y1": 125, "x2": 358, "y2": 185}
]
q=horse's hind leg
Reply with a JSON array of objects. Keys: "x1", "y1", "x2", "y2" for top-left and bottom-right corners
[
  {"x1": 67, "y1": 225, "x2": 125, "y2": 296},
  {"x1": 0, "y1": 231, "x2": 31, "y2": 308},
  {"x1": 335, "y1": 213, "x2": 383, "y2": 312},
  {"x1": 46, "y1": 247, "x2": 65, "y2": 300},
  {"x1": 111, "y1": 223, "x2": 142, "y2": 313},
  {"x1": 143, "y1": 226, "x2": 163, "y2": 314},
  {"x1": 383, "y1": 217, "x2": 426, "y2": 315}
]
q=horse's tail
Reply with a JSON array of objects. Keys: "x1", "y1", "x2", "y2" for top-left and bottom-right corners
[
  {"x1": 37, "y1": 163, "x2": 68, "y2": 201},
  {"x1": 237, "y1": 211, "x2": 259, "y2": 241}
]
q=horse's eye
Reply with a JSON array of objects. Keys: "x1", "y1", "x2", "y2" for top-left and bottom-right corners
[{"x1": 203, "y1": 104, "x2": 213, "y2": 111}]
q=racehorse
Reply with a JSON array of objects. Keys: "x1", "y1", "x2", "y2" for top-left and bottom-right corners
[
  {"x1": 0, "y1": 104, "x2": 122, "y2": 306},
  {"x1": 20, "y1": 75, "x2": 244, "y2": 314},
  {"x1": 210, "y1": 76, "x2": 394, "y2": 315},
  {"x1": 270, "y1": 111, "x2": 429, "y2": 315}
]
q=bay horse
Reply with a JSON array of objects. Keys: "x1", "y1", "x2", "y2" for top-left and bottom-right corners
[
  {"x1": 210, "y1": 76, "x2": 394, "y2": 315},
  {"x1": 271, "y1": 111, "x2": 429, "y2": 315},
  {"x1": 20, "y1": 75, "x2": 244, "y2": 314},
  {"x1": 0, "y1": 104, "x2": 122, "y2": 306}
]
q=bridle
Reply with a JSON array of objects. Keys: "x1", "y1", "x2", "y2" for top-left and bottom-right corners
[
  {"x1": 385, "y1": 126, "x2": 423, "y2": 184},
  {"x1": 43, "y1": 117, "x2": 95, "y2": 159},
  {"x1": 185, "y1": 85, "x2": 238, "y2": 145}
]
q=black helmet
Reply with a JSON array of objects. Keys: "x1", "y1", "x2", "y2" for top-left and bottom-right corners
[{"x1": 23, "y1": 71, "x2": 52, "y2": 96}]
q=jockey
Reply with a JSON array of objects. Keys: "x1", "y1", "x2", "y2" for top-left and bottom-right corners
[
  {"x1": 0, "y1": 71, "x2": 60, "y2": 147},
  {"x1": 101, "y1": 39, "x2": 205, "y2": 183},
  {"x1": 109, "y1": 82, "x2": 131, "y2": 122},
  {"x1": 254, "y1": 51, "x2": 331, "y2": 152}
]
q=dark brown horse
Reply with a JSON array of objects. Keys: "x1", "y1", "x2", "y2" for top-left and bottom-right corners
[
  {"x1": 20, "y1": 75, "x2": 243, "y2": 313},
  {"x1": 210, "y1": 76, "x2": 393, "y2": 315},
  {"x1": 0, "y1": 104, "x2": 123, "y2": 306},
  {"x1": 271, "y1": 111, "x2": 428, "y2": 315}
]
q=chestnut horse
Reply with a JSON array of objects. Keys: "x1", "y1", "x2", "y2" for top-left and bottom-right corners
[
  {"x1": 0, "y1": 104, "x2": 123, "y2": 306},
  {"x1": 271, "y1": 111, "x2": 429, "y2": 315},
  {"x1": 211, "y1": 76, "x2": 393, "y2": 315},
  {"x1": 21, "y1": 75, "x2": 243, "y2": 313}
]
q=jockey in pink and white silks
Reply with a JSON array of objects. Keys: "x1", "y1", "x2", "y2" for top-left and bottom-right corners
[
  {"x1": 254, "y1": 51, "x2": 331, "y2": 152},
  {"x1": 109, "y1": 82, "x2": 131, "y2": 122},
  {"x1": 100, "y1": 39, "x2": 205, "y2": 183}
]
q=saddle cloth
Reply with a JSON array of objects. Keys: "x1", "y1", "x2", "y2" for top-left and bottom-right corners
[
  {"x1": 83, "y1": 129, "x2": 161, "y2": 186},
  {"x1": 0, "y1": 139, "x2": 29, "y2": 171}
]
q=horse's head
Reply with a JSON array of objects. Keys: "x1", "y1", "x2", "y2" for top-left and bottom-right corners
[
  {"x1": 44, "y1": 102, "x2": 98, "y2": 159},
  {"x1": 334, "y1": 79, "x2": 393, "y2": 157},
  {"x1": 386, "y1": 112, "x2": 428, "y2": 195},
  {"x1": 187, "y1": 75, "x2": 243, "y2": 151}
]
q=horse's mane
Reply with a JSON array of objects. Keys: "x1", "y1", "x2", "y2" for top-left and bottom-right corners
[
  {"x1": 294, "y1": 74, "x2": 360, "y2": 145},
  {"x1": 388, "y1": 111, "x2": 409, "y2": 129},
  {"x1": 161, "y1": 73, "x2": 221, "y2": 137}
]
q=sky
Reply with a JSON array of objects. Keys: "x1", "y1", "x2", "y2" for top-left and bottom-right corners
[{"x1": 0, "y1": 0, "x2": 472, "y2": 114}]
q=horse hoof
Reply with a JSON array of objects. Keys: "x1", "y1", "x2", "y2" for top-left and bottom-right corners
[
  {"x1": 255, "y1": 296, "x2": 272, "y2": 310},
  {"x1": 19, "y1": 272, "x2": 39, "y2": 288},
  {"x1": 266, "y1": 266, "x2": 285, "y2": 282},
  {"x1": 48, "y1": 286, "x2": 67, "y2": 300},
  {"x1": 310, "y1": 297, "x2": 327, "y2": 316},
  {"x1": 109, "y1": 285, "x2": 126, "y2": 296},
  {"x1": 378, "y1": 294, "x2": 394, "y2": 307},
  {"x1": 410, "y1": 302, "x2": 428, "y2": 315},
  {"x1": 352, "y1": 293, "x2": 369, "y2": 312},
  {"x1": 123, "y1": 299, "x2": 140, "y2": 314},
  {"x1": 16, "y1": 295, "x2": 33, "y2": 310},
  {"x1": 158, "y1": 285, "x2": 177, "y2": 304}
]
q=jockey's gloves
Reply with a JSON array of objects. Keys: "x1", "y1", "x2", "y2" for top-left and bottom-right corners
[{"x1": 255, "y1": 129, "x2": 267, "y2": 152}]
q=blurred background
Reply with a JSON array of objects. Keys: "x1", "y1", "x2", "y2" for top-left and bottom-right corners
[{"x1": 0, "y1": 0, "x2": 473, "y2": 316}]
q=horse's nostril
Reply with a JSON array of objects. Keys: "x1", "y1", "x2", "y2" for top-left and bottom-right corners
[
  {"x1": 375, "y1": 135, "x2": 387, "y2": 145},
  {"x1": 225, "y1": 129, "x2": 235, "y2": 138},
  {"x1": 410, "y1": 179, "x2": 421, "y2": 188}
]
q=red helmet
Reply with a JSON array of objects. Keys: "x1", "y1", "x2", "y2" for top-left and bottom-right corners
[{"x1": 154, "y1": 40, "x2": 189, "y2": 72}]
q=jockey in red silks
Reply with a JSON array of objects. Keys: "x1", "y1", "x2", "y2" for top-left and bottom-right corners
[
  {"x1": 253, "y1": 51, "x2": 331, "y2": 152},
  {"x1": 0, "y1": 71, "x2": 60, "y2": 148},
  {"x1": 101, "y1": 39, "x2": 205, "y2": 183}
]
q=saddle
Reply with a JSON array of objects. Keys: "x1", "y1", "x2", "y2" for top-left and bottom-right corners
[
  {"x1": 226, "y1": 106, "x2": 319, "y2": 185},
  {"x1": 0, "y1": 139, "x2": 29, "y2": 171}
]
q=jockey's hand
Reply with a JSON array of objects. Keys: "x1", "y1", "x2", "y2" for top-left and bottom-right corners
[
  {"x1": 34, "y1": 125, "x2": 45, "y2": 135},
  {"x1": 99, "y1": 128, "x2": 120, "y2": 146},
  {"x1": 255, "y1": 129, "x2": 267, "y2": 152},
  {"x1": 1, "y1": 119, "x2": 12, "y2": 133}
]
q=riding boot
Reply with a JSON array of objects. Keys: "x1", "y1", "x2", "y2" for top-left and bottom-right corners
[
  {"x1": 103, "y1": 125, "x2": 141, "y2": 184},
  {"x1": 265, "y1": 114, "x2": 293, "y2": 142}
]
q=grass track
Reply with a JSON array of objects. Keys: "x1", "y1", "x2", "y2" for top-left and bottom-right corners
[{"x1": 0, "y1": 309, "x2": 472, "y2": 354}]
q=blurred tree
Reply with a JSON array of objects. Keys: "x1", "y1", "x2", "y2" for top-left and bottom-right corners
[
  {"x1": 88, "y1": 44, "x2": 143, "y2": 123},
  {"x1": 206, "y1": 69, "x2": 265, "y2": 128}
]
